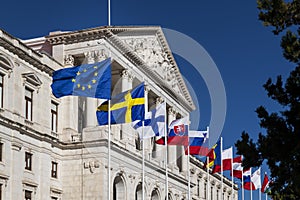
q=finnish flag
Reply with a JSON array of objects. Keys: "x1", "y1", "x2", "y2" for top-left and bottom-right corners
[{"x1": 133, "y1": 102, "x2": 166, "y2": 139}]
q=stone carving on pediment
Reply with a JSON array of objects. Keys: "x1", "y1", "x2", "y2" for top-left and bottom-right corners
[{"x1": 122, "y1": 37, "x2": 183, "y2": 97}]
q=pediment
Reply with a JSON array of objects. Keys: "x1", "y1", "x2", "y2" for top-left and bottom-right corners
[
  {"x1": 113, "y1": 28, "x2": 195, "y2": 111},
  {"x1": 22, "y1": 72, "x2": 42, "y2": 87}
]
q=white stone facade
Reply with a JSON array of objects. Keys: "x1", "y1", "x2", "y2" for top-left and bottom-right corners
[{"x1": 0, "y1": 27, "x2": 238, "y2": 200}]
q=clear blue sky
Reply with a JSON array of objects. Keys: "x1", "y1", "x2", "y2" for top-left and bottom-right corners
[{"x1": 0, "y1": 0, "x2": 293, "y2": 199}]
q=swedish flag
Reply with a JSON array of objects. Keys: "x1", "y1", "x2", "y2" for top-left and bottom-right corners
[{"x1": 96, "y1": 83, "x2": 145, "y2": 125}]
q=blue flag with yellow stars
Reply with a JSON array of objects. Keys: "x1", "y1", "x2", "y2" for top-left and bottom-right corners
[
  {"x1": 96, "y1": 83, "x2": 145, "y2": 125},
  {"x1": 51, "y1": 58, "x2": 111, "y2": 99}
]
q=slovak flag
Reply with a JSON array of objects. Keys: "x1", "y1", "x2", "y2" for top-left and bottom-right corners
[{"x1": 156, "y1": 116, "x2": 189, "y2": 146}]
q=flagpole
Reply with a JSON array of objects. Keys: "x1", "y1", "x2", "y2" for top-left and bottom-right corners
[
  {"x1": 250, "y1": 178, "x2": 253, "y2": 200},
  {"x1": 242, "y1": 170, "x2": 244, "y2": 200},
  {"x1": 265, "y1": 193, "x2": 267, "y2": 200},
  {"x1": 164, "y1": 100, "x2": 168, "y2": 199},
  {"x1": 220, "y1": 137, "x2": 223, "y2": 200},
  {"x1": 108, "y1": 100, "x2": 111, "y2": 200},
  {"x1": 231, "y1": 147, "x2": 234, "y2": 200},
  {"x1": 259, "y1": 186, "x2": 262, "y2": 200},
  {"x1": 142, "y1": 121, "x2": 145, "y2": 200},
  {"x1": 207, "y1": 156, "x2": 210, "y2": 200},
  {"x1": 187, "y1": 131, "x2": 190, "y2": 200},
  {"x1": 108, "y1": 0, "x2": 111, "y2": 26}
]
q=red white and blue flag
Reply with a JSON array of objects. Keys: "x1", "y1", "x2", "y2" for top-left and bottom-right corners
[
  {"x1": 156, "y1": 116, "x2": 189, "y2": 145},
  {"x1": 185, "y1": 128, "x2": 209, "y2": 156}
]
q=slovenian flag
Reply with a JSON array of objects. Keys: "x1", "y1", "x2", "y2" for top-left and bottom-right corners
[{"x1": 185, "y1": 128, "x2": 209, "y2": 156}]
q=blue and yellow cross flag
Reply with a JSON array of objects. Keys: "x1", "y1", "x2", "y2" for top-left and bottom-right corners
[
  {"x1": 96, "y1": 83, "x2": 145, "y2": 125},
  {"x1": 51, "y1": 58, "x2": 111, "y2": 99}
]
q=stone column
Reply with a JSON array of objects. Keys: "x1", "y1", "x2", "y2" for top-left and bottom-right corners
[
  {"x1": 85, "y1": 52, "x2": 98, "y2": 127},
  {"x1": 11, "y1": 139, "x2": 23, "y2": 200},
  {"x1": 120, "y1": 70, "x2": 133, "y2": 145},
  {"x1": 143, "y1": 85, "x2": 151, "y2": 160},
  {"x1": 168, "y1": 107, "x2": 178, "y2": 171},
  {"x1": 121, "y1": 70, "x2": 133, "y2": 92},
  {"x1": 61, "y1": 55, "x2": 78, "y2": 142},
  {"x1": 153, "y1": 97, "x2": 164, "y2": 160}
]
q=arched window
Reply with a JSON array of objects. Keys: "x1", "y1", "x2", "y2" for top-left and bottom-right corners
[
  {"x1": 135, "y1": 183, "x2": 142, "y2": 200},
  {"x1": 150, "y1": 189, "x2": 159, "y2": 200},
  {"x1": 113, "y1": 176, "x2": 125, "y2": 200}
]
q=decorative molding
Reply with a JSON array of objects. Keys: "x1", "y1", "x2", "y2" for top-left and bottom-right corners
[
  {"x1": 22, "y1": 72, "x2": 42, "y2": 91},
  {"x1": 11, "y1": 141, "x2": 22, "y2": 151}
]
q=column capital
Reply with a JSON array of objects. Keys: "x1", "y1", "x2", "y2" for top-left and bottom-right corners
[
  {"x1": 168, "y1": 107, "x2": 176, "y2": 116},
  {"x1": 155, "y1": 97, "x2": 164, "y2": 106},
  {"x1": 94, "y1": 49, "x2": 107, "y2": 62},
  {"x1": 64, "y1": 54, "x2": 74, "y2": 67},
  {"x1": 84, "y1": 51, "x2": 95, "y2": 64},
  {"x1": 120, "y1": 69, "x2": 133, "y2": 81}
]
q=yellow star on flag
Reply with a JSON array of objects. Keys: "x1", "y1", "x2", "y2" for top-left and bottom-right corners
[
  {"x1": 72, "y1": 79, "x2": 76, "y2": 82},
  {"x1": 92, "y1": 79, "x2": 97, "y2": 84},
  {"x1": 88, "y1": 84, "x2": 92, "y2": 89}
]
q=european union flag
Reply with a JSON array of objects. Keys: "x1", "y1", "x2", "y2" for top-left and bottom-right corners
[
  {"x1": 51, "y1": 58, "x2": 111, "y2": 99},
  {"x1": 96, "y1": 83, "x2": 145, "y2": 125}
]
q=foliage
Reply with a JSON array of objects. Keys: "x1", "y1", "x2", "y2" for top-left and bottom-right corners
[{"x1": 235, "y1": 0, "x2": 300, "y2": 199}]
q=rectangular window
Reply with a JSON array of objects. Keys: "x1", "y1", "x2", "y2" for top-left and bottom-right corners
[
  {"x1": 217, "y1": 189, "x2": 219, "y2": 200},
  {"x1": 25, "y1": 87, "x2": 33, "y2": 121},
  {"x1": 0, "y1": 143, "x2": 3, "y2": 162},
  {"x1": 25, "y1": 190, "x2": 32, "y2": 200},
  {"x1": 204, "y1": 183, "x2": 207, "y2": 199},
  {"x1": 25, "y1": 152, "x2": 32, "y2": 171},
  {"x1": 0, "y1": 184, "x2": 2, "y2": 200},
  {"x1": 51, "y1": 197, "x2": 58, "y2": 200},
  {"x1": 51, "y1": 161, "x2": 58, "y2": 178},
  {"x1": 210, "y1": 186, "x2": 213, "y2": 200},
  {"x1": 51, "y1": 101, "x2": 58, "y2": 132},
  {"x1": 0, "y1": 75, "x2": 3, "y2": 108}
]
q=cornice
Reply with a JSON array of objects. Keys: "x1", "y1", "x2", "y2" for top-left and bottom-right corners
[{"x1": 0, "y1": 29, "x2": 61, "y2": 76}]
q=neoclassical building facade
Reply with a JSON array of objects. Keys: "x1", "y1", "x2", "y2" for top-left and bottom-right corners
[{"x1": 0, "y1": 26, "x2": 238, "y2": 200}]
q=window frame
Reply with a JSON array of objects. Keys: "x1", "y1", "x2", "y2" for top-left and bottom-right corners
[
  {"x1": 24, "y1": 87, "x2": 33, "y2": 121},
  {"x1": 24, "y1": 190, "x2": 32, "y2": 200},
  {"x1": 51, "y1": 101, "x2": 58, "y2": 132},
  {"x1": 25, "y1": 152, "x2": 32, "y2": 171},
  {"x1": 0, "y1": 74, "x2": 4, "y2": 108},
  {"x1": 0, "y1": 143, "x2": 3, "y2": 162},
  {"x1": 51, "y1": 161, "x2": 58, "y2": 178}
]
